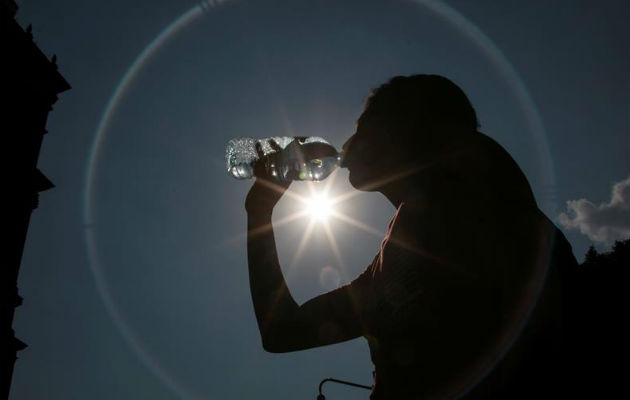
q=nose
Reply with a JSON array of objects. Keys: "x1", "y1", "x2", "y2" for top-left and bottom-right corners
[
  {"x1": 342, "y1": 134, "x2": 355, "y2": 154},
  {"x1": 340, "y1": 135, "x2": 355, "y2": 168}
]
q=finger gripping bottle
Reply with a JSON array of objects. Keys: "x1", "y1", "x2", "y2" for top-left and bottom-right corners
[{"x1": 225, "y1": 136, "x2": 341, "y2": 182}]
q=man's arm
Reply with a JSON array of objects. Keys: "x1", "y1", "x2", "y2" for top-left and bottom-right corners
[
  {"x1": 246, "y1": 207, "x2": 299, "y2": 351},
  {"x1": 244, "y1": 138, "x2": 369, "y2": 352},
  {"x1": 247, "y1": 206, "x2": 370, "y2": 352},
  {"x1": 246, "y1": 181, "x2": 368, "y2": 353}
]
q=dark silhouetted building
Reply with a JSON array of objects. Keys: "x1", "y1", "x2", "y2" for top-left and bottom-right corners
[{"x1": 1, "y1": 0, "x2": 70, "y2": 397}]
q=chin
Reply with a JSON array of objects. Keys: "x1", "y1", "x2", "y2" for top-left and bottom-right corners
[
  {"x1": 348, "y1": 175, "x2": 360, "y2": 190},
  {"x1": 348, "y1": 169, "x2": 376, "y2": 192},
  {"x1": 347, "y1": 169, "x2": 361, "y2": 190}
]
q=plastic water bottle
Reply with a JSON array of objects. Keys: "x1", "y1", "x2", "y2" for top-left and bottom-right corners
[{"x1": 226, "y1": 136, "x2": 341, "y2": 181}]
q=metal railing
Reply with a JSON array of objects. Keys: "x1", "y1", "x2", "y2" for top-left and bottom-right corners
[{"x1": 317, "y1": 377, "x2": 372, "y2": 399}]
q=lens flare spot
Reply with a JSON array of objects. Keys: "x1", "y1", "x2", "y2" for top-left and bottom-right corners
[{"x1": 319, "y1": 265, "x2": 341, "y2": 290}]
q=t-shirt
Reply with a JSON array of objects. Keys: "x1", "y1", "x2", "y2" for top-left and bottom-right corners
[
  {"x1": 331, "y1": 133, "x2": 577, "y2": 399},
  {"x1": 341, "y1": 203, "x2": 575, "y2": 400}
]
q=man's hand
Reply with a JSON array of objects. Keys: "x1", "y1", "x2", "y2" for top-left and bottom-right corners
[{"x1": 245, "y1": 140, "x2": 292, "y2": 214}]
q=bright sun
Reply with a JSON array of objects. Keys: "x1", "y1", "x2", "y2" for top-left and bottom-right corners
[
  {"x1": 226, "y1": 171, "x2": 384, "y2": 271},
  {"x1": 305, "y1": 193, "x2": 333, "y2": 222}
]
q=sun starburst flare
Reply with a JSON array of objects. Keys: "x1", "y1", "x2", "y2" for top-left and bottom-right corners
[
  {"x1": 220, "y1": 169, "x2": 390, "y2": 283},
  {"x1": 305, "y1": 193, "x2": 333, "y2": 222}
]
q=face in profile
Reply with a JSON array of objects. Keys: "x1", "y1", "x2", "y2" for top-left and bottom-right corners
[
  {"x1": 341, "y1": 75, "x2": 479, "y2": 193},
  {"x1": 342, "y1": 113, "x2": 400, "y2": 191}
]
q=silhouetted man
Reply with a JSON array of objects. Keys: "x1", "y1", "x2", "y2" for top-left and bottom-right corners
[{"x1": 245, "y1": 75, "x2": 577, "y2": 399}]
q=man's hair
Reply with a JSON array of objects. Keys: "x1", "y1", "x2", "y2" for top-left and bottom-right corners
[{"x1": 363, "y1": 74, "x2": 479, "y2": 131}]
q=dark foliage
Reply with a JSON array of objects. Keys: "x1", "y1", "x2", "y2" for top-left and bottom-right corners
[{"x1": 566, "y1": 237, "x2": 628, "y2": 397}]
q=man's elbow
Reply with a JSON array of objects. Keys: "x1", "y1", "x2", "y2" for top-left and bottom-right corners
[
  {"x1": 261, "y1": 340, "x2": 284, "y2": 353},
  {"x1": 261, "y1": 337, "x2": 294, "y2": 353},
  {"x1": 259, "y1": 324, "x2": 304, "y2": 353}
]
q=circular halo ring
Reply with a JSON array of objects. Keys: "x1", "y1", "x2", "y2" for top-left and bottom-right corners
[{"x1": 83, "y1": 1, "x2": 556, "y2": 398}]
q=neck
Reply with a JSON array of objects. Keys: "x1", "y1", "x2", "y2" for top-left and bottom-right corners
[
  {"x1": 380, "y1": 175, "x2": 424, "y2": 207},
  {"x1": 378, "y1": 139, "x2": 473, "y2": 206},
  {"x1": 372, "y1": 131, "x2": 480, "y2": 206}
]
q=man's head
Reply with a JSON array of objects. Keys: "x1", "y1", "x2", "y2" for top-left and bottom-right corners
[{"x1": 342, "y1": 74, "x2": 478, "y2": 191}]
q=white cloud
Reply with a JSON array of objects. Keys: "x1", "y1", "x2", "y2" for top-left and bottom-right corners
[{"x1": 558, "y1": 175, "x2": 630, "y2": 244}]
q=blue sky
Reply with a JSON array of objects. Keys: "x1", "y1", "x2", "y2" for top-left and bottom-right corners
[{"x1": 11, "y1": 0, "x2": 628, "y2": 399}]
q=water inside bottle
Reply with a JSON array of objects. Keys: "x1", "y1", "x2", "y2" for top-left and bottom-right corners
[
  {"x1": 229, "y1": 163, "x2": 254, "y2": 179},
  {"x1": 226, "y1": 136, "x2": 340, "y2": 181},
  {"x1": 297, "y1": 155, "x2": 339, "y2": 181},
  {"x1": 281, "y1": 140, "x2": 339, "y2": 181},
  {"x1": 226, "y1": 137, "x2": 257, "y2": 179}
]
